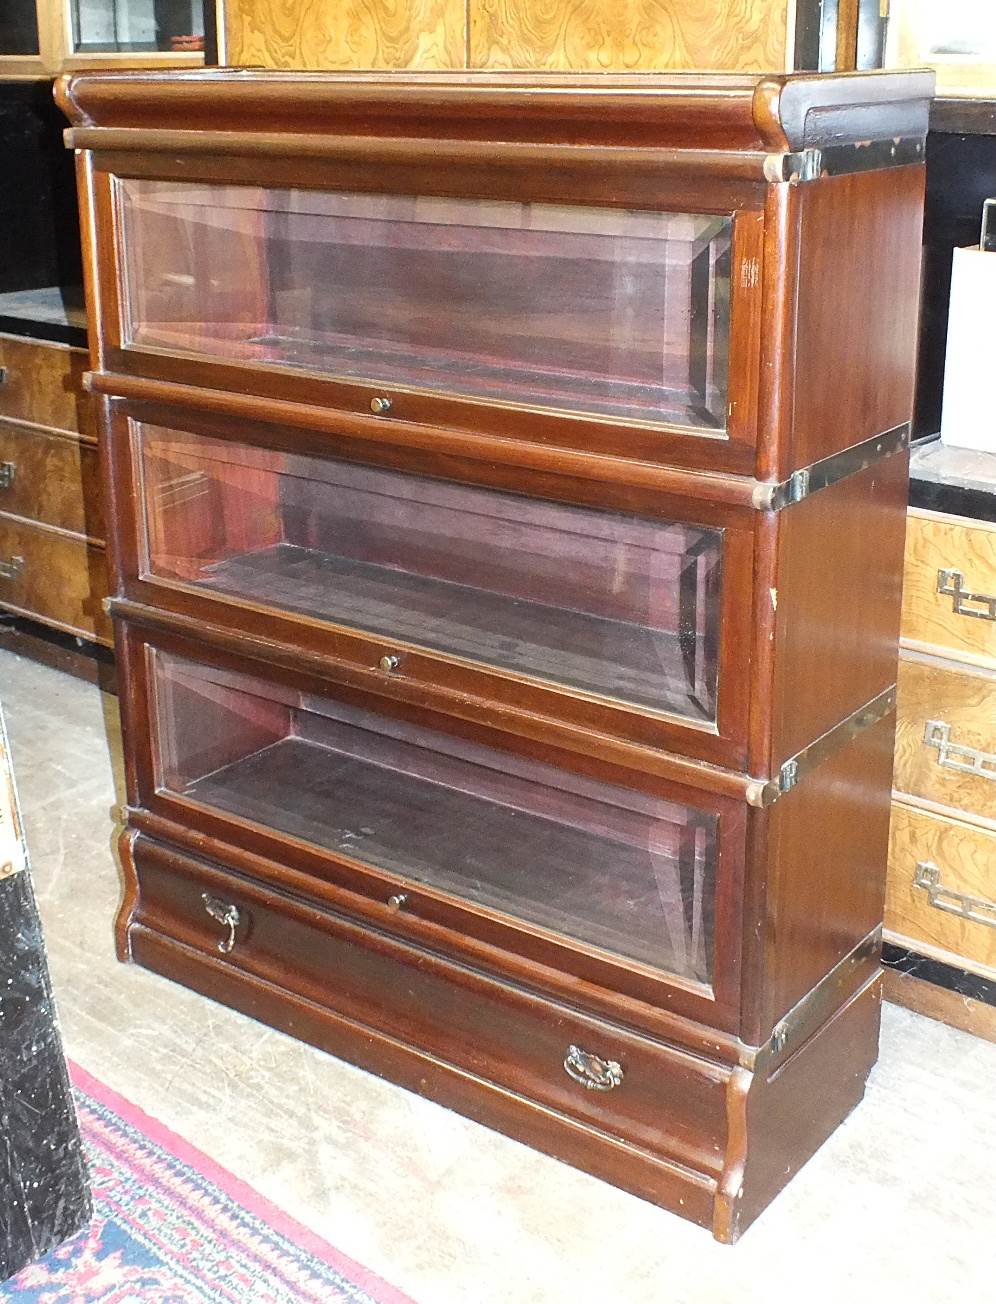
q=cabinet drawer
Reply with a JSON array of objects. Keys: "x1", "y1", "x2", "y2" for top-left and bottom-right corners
[
  {"x1": 130, "y1": 833, "x2": 730, "y2": 1179},
  {"x1": 894, "y1": 654, "x2": 996, "y2": 821},
  {"x1": 0, "y1": 422, "x2": 102, "y2": 539},
  {"x1": 0, "y1": 515, "x2": 111, "y2": 644},
  {"x1": 900, "y1": 512, "x2": 996, "y2": 667},
  {"x1": 885, "y1": 801, "x2": 996, "y2": 973},
  {"x1": 0, "y1": 336, "x2": 89, "y2": 435}
]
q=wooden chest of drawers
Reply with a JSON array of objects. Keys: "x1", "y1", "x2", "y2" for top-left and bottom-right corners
[
  {"x1": 0, "y1": 334, "x2": 111, "y2": 646},
  {"x1": 887, "y1": 495, "x2": 996, "y2": 1039},
  {"x1": 58, "y1": 67, "x2": 932, "y2": 1240}
]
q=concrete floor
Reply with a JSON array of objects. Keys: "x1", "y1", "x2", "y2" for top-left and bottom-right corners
[{"x1": 2, "y1": 645, "x2": 994, "y2": 1304}]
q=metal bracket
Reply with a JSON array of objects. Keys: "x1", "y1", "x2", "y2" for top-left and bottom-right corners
[
  {"x1": 923, "y1": 721, "x2": 996, "y2": 781},
  {"x1": 764, "y1": 148, "x2": 824, "y2": 184},
  {"x1": 754, "y1": 423, "x2": 910, "y2": 512},
  {"x1": 936, "y1": 569, "x2": 996, "y2": 622},
  {"x1": 777, "y1": 686, "x2": 896, "y2": 794},
  {"x1": 766, "y1": 929, "x2": 881, "y2": 1057},
  {"x1": 913, "y1": 862, "x2": 996, "y2": 929},
  {"x1": 0, "y1": 462, "x2": 14, "y2": 490},
  {"x1": 763, "y1": 138, "x2": 924, "y2": 186}
]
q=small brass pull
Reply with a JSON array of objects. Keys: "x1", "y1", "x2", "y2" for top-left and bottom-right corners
[
  {"x1": 923, "y1": 721, "x2": 996, "y2": 781},
  {"x1": 370, "y1": 396, "x2": 392, "y2": 415},
  {"x1": 379, "y1": 654, "x2": 400, "y2": 672},
  {"x1": 913, "y1": 862, "x2": 996, "y2": 929},
  {"x1": 0, "y1": 556, "x2": 24, "y2": 581},
  {"x1": 563, "y1": 1044, "x2": 624, "y2": 1091},
  {"x1": 937, "y1": 569, "x2": 996, "y2": 622},
  {"x1": 201, "y1": 893, "x2": 241, "y2": 953},
  {"x1": 386, "y1": 893, "x2": 408, "y2": 912},
  {"x1": 0, "y1": 461, "x2": 14, "y2": 489}
]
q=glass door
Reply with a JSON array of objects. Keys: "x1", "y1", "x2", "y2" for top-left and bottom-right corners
[
  {"x1": 71, "y1": 0, "x2": 204, "y2": 53},
  {"x1": 135, "y1": 423, "x2": 724, "y2": 726},
  {"x1": 150, "y1": 647, "x2": 721, "y2": 987},
  {"x1": 118, "y1": 180, "x2": 732, "y2": 433}
]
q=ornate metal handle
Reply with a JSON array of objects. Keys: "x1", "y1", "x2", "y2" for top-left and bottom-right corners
[
  {"x1": 0, "y1": 461, "x2": 14, "y2": 490},
  {"x1": 201, "y1": 893, "x2": 241, "y2": 953},
  {"x1": 923, "y1": 721, "x2": 996, "y2": 781},
  {"x1": 0, "y1": 556, "x2": 24, "y2": 581},
  {"x1": 936, "y1": 569, "x2": 996, "y2": 622},
  {"x1": 563, "y1": 1044, "x2": 624, "y2": 1092},
  {"x1": 913, "y1": 862, "x2": 996, "y2": 929}
]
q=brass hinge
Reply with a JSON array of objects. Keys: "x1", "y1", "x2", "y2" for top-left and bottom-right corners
[{"x1": 777, "y1": 686, "x2": 897, "y2": 794}]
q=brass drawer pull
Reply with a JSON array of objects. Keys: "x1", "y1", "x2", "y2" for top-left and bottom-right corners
[
  {"x1": 0, "y1": 461, "x2": 14, "y2": 489},
  {"x1": 924, "y1": 721, "x2": 996, "y2": 781},
  {"x1": 369, "y1": 396, "x2": 392, "y2": 415},
  {"x1": 913, "y1": 861, "x2": 996, "y2": 929},
  {"x1": 201, "y1": 892, "x2": 242, "y2": 953},
  {"x1": 563, "y1": 1044, "x2": 624, "y2": 1091},
  {"x1": 0, "y1": 555, "x2": 24, "y2": 581},
  {"x1": 936, "y1": 569, "x2": 996, "y2": 622}
]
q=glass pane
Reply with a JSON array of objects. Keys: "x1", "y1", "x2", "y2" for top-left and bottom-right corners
[
  {"x1": 120, "y1": 180, "x2": 732, "y2": 430},
  {"x1": 138, "y1": 425, "x2": 722, "y2": 722},
  {"x1": 152, "y1": 649, "x2": 718, "y2": 983},
  {"x1": 72, "y1": 0, "x2": 204, "y2": 53},
  {"x1": 0, "y1": 0, "x2": 40, "y2": 55}
]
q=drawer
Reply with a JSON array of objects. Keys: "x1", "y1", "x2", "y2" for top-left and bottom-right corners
[
  {"x1": 893, "y1": 653, "x2": 996, "y2": 821},
  {"x1": 0, "y1": 422, "x2": 103, "y2": 539},
  {"x1": 0, "y1": 336, "x2": 90, "y2": 435},
  {"x1": 885, "y1": 800, "x2": 996, "y2": 974},
  {"x1": 130, "y1": 833, "x2": 731, "y2": 1179},
  {"x1": 900, "y1": 511, "x2": 996, "y2": 668},
  {"x1": 0, "y1": 514, "x2": 111, "y2": 645}
]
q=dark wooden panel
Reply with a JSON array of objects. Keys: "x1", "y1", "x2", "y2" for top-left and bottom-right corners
[
  {"x1": 746, "y1": 714, "x2": 895, "y2": 1045},
  {"x1": 787, "y1": 165, "x2": 924, "y2": 477},
  {"x1": 768, "y1": 451, "x2": 908, "y2": 770}
]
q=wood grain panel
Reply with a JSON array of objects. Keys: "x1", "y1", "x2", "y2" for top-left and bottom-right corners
[
  {"x1": 900, "y1": 511, "x2": 996, "y2": 668},
  {"x1": 886, "y1": 801, "x2": 996, "y2": 974},
  {"x1": 0, "y1": 514, "x2": 111, "y2": 645},
  {"x1": 225, "y1": 0, "x2": 466, "y2": 70},
  {"x1": 0, "y1": 337, "x2": 90, "y2": 436},
  {"x1": 0, "y1": 422, "x2": 103, "y2": 540},
  {"x1": 469, "y1": 0, "x2": 791, "y2": 72},
  {"x1": 894, "y1": 653, "x2": 996, "y2": 822}
]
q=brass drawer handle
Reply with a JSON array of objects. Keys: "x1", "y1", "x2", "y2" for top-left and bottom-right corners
[
  {"x1": 0, "y1": 555, "x2": 24, "y2": 581},
  {"x1": 201, "y1": 892, "x2": 242, "y2": 953},
  {"x1": 563, "y1": 1044, "x2": 624, "y2": 1091},
  {"x1": 0, "y1": 461, "x2": 14, "y2": 490},
  {"x1": 924, "y1": 721, "x2": 996, "y2": 781},
  {"x1": 913, "y1": 862, "x2": 996, "y2": 929},
  {"x1": 936, "y1": 569, "x2": 996, "y2": 622}
]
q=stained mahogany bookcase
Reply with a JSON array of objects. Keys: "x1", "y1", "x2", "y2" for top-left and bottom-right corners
[{"x1": 56, "y1": 68, "x2": 932, "y2": 1241}]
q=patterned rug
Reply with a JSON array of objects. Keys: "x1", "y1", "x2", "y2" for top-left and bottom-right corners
[{"x1": 0, "y1": 1063, "x2": 419, "y2": 1304}]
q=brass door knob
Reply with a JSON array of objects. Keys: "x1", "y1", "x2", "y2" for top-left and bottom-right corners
[
  {"x1": 379, "y1": 654, "x2": 400, "y2": 672},
  {"x1": 370, "y1": 396, "x2": 392, "y2": 415}
]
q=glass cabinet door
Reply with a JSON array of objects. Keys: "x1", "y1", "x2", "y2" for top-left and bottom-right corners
[
  {"x1": 119, "y1": 181, "x2": 732, "y2": 431},
  {"x1": 136, "y1": 425, "x2": 723, "y2": 723},
  {"x1": 72, "y1": 0, "x2": 203, "y2": 53},
  {"x1": 151, "y1": 649, "x2": 719, "y2": 985}
]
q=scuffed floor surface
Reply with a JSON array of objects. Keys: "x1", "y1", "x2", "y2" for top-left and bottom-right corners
[{"x1": 1, "y1": 646, "x2": 994, "y2": 1304}]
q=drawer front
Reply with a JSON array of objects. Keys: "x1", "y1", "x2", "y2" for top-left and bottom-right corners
[
  {"x1": 130, "y1": 834, "x2": 731, "y2": 1177},
  {"x1": 0, "y1": 336, "x2": 89, "y2": 435},
  {"x1": 0, "y1": 515, "x2": 111, "y2": 644},
  {"x1": 886, "y1": 801, "x2": 996, "y2": 973},
  {"x1": 0, "y1": 422, "x2": 102, "y2": 539},
  {"x1": 894, "y1": 654, "x2": 996, "y2": 821},
  {"x1": 900, "y1": 512, "x2": 996, "y2": 667}
]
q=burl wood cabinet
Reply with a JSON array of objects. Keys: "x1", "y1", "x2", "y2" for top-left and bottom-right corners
[{"x1": 57, "y1": 68, "x2": 931, "y2": 1240}]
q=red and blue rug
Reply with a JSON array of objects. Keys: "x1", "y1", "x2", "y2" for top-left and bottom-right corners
[{"x1": 0, "y1": 1063, "x2": 419, "y2": 1304}]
